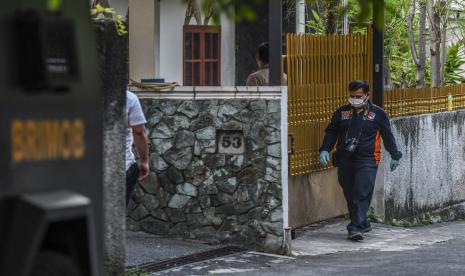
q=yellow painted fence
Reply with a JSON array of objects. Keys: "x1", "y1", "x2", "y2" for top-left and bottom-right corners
[
  {"x1": 286, "y1": 32, "x2": 465, "y2": 176},
  {"x1": 384, "y1": 84, "x2": 465, "y2": 117}
]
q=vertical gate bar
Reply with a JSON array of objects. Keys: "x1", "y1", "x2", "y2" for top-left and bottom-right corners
[
  {"x1": 339, "y1": 35, "x2": 343, "y2": 107},
  {"x1": 328, "y1": 35, "x2": 332, "y2": 169},
  {"x1": 311, "y1": 36, "x2": 315, "y2": 172},
  {"x1": 295, "y1": 34, "x2": 300, "y2": 173},
  {"x1": 323, "y1": 35, "x2": 327, "y2": 171},
  {"x1": 287, "y1": 34, "x2": 292, "y2": 174},
  {"x1": 316, "y1": 35, "x2": 319, "y2": 171},
  {"x1": 286, "y1": 34, "x2": 293, "y2": 175},
  {"x1": 356, "y1": 35, "x2": 360, "y2": 79},
  {"x1": 304, "y1": 34, "x2": 308, "y2": 173},
  {"x1": 356, "y1": 34, "x2": 360, "y2": 80},
  {"x1": 352, "y1": 34, "x2": 355, "y2": 94},
  {"x1": 318, "y1": 34, "x2": 322, "y2": 171},
  {"x1": 298, "y1": 34, "x2": 304, "y2": 173},
  {"x1": 300, "y1": 34, "x2": 304, "y2": 173},
  {"x1": 320, "y1": 35, "x2": 324, "y2": 171},
  {"x1": 316, "y1": 35, "x2": 321, "y2": 172},
  {"x1": 299, "y1": 35, "x2": 308, "y2": 173},
  {"x1": 348, "y1": 35, "x2": 352, "y2": 91},
  {"x1": 341, "y1": 36, "x2": 344, "y2": 108},
  {"x1": 310, "y1": 35, "x2": 316, "y2": 173}
]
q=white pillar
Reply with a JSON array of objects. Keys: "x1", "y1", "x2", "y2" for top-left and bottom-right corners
[
  {"x1": 342, "y1": 0, "x2": 349, "y2": 34},
  {"x1": 296, "y1": 0, "x2": 306, "y2": 34},
  {"x1": 128, "y1": 0, "x2": 159, "y2": 82}
]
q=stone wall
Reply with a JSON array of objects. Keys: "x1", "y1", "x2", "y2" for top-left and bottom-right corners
[
  {"x1": 379, "y1": 110, "x2": 465, "y2": 221},
  {"x1": 127, "y1": 94, "x2": 285, "y2": 253}
]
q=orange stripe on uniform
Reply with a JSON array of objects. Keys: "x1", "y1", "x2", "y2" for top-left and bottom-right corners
[{"x1": 375, "y1": 130, "x2": 381, "y2": 165}]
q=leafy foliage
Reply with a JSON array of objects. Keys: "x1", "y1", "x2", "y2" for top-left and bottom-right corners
[
  {"x1": 306, "y1": 0, "x2": 465, "y2": 88},
  {"x1": 47, "y1": 0, "x2": 62, "y2": 12},
  {"x1": 385, "y1": 212, "x2": 442, "y2": 228},
  {"x1": 124, "y1": 268, "x2": 148, "y2": 276},
  {"x1": 444, "y1": 41, "x2": 465, "y2": 84},
  {"x1": 90, "y1": 3, "x2": 115, "y2": 18},
  {"x1": 187, "y1": 0, "x2": 388, "y2": 28},
  {"x1": 386, "y1": 218, "x2": 413, "y2": 227},
  {"x1": 368, "y1": 207, "x2": 383, "y2": 223},
  {"x1": 115, "y1": 15, "x2": 128, "y2": 36},
  {"x1": 306, "y1": 9, "x2": 326, "y2": 34},
  {"x1": 90, "y1": 4, "x2": 127, "y2": 37},
  {"x1": 182, "y1": 0, "x2": 265, "y2": 24}
]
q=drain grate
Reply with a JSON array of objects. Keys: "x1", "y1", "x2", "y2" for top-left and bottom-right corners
[{"x1": 128, "y1": 246, "x2": 246, "y2": 273}]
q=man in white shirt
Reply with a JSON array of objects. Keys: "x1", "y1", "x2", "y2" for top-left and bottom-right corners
[{"x1": 126, "y1": 91, "x2": 150, "y2": 206}]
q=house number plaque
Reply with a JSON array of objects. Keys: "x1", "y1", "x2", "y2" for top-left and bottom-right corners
[{"x1": 217, "y1": 130, "x2": 244, "y2": 154}]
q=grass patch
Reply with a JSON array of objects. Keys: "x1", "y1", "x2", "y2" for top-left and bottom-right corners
[
  {"x1": 124, "y1": 268, "x2": 148, "y2": 276},
  {"x1": 385, "y1": 212, "x2": 442, "y2": 228},
  {"x1": 367, "y1": 207, "x2": 383, "y2": 223},
  {"x1": 367, "y1": 207, "x2": 442, "y2": 228},
  {"x1": 385, "y1": 218, "x2": 413, "y2": 227}
]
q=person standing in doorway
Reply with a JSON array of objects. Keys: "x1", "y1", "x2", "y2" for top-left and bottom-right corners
[
  {"x1": 126, "y1": 91, "x2": 150, "y2": 206},
  {"x1": 246, "y1": 42, "x2": 270, "y2": 86},
  {"x1": 319, "y1": 80, "x2": 402, "y2": 241},
  {"x1": 246, "y1": 42, "x2": 287, "y2": 86}
]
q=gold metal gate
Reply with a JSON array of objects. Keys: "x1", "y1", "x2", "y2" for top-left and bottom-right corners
[{"x1": 286, "y1": 31, "x2": 373, "y2": 176}]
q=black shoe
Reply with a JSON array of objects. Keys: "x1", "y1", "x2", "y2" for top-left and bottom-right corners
[
  {"x1": 348, "y1": 230, "x2": 363, "y2": 241},
  {"x1": 362, "y1": 223, "x2": 373, "y2": 233}
]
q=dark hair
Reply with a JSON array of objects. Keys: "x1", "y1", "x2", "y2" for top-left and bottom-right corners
[
  {"x1": 256, "y1": 42, "x2": 269, "y2": 64},
  {"x1": 348, "y1": 80, "x2": 370, "y2": 94}
]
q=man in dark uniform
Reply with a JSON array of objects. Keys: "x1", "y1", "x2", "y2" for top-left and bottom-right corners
[{"x1": 319, "y1": 80, "x2": 402, "y2": 241}]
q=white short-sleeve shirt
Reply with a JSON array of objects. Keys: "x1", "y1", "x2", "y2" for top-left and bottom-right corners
[{"x1": 126, "y1": 91, "x2": 147, "y2": 170}]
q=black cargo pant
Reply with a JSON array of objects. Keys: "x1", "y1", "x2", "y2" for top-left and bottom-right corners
[
  {"x1": 337, "y1": 161, "x2": 378, "y2": 232},
  {"x1": 126, "y1": 163, "x2": 139, "y2": 207}
]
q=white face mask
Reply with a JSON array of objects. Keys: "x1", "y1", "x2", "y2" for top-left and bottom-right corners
[{"x1": 349, "y1": 97, "x2": 367, "y2": 108}]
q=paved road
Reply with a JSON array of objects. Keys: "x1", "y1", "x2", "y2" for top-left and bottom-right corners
[
  {"x1": 152, "y1": 220, "x2": 465, "y2": 275},
  {"x1": 125, "y1": 231, "x2": 218, "y2": 267}
]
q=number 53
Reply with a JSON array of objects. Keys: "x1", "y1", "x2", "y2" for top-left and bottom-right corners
[{"x1": 222, "y1": 136, "x2": 242, "y2": 148}]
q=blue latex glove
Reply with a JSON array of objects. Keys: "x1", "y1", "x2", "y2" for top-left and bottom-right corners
[
  {"x1": 320, "y1": 151, "x2": 330, "y2": 166},
  {"x1": 390, "y1": 159, "x2": 400, "y2": 172}
]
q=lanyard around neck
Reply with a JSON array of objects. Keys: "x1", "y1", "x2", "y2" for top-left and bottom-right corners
[{"x1": 344, "y1": 103, "x2": 370, "y2": 142}]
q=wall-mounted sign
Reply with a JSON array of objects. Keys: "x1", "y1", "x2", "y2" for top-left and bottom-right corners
[
  {"x1": 217, "y1": 130, "x2": 244, "y2": 154},
  {"x1": 11, "y1": 118, "x2": 86, "y2": 163}
]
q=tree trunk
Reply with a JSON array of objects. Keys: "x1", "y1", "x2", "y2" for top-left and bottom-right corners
[
  {"x1": 325, "y1": 0, "x2": 338, "y2": 34},
  {"x1": 417, "y1": 2, "x2": 427, "y2": 88},
  {"x1": 384, "y1": 54, "x2": 393, "y2": 89},
  {"x1": 296, "y1": 0, "x2": 306, "y2": 34},
  {"x1": 407, "y1": 0, "x2": 419, "y2": 66},
  {"x1": 427, "y1": 0, "x2": 442, "y2": 87},
  {"x1": 441, "y1": 27, "x2": 447, "y2": 84},
  {"x1": 407, "y1": 0, "x2": 427, "y2": 88},
  {"x1": 440, "y1": 3, "x2": 448, "y2": 84}
]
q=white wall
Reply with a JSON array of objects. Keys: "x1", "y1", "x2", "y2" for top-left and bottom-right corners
[
  {"x1": 159, "y1": 0, "x2": 235, "y2": 85},
  {"x1": 382, "y1": 111, "x2": 465, "y2": 219},
  {"x1": 159, "y1": 0, "x2": 185, "y2": 84},
  {"x1": 109, "y1": 0, "x2": 128, "y2": 19},
  {"x1": 128, "y1": 0, "x2": 157, "y2": 82},
  {"x1": 220, "y1": 13, "x2": 236, "y2": 86}
]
